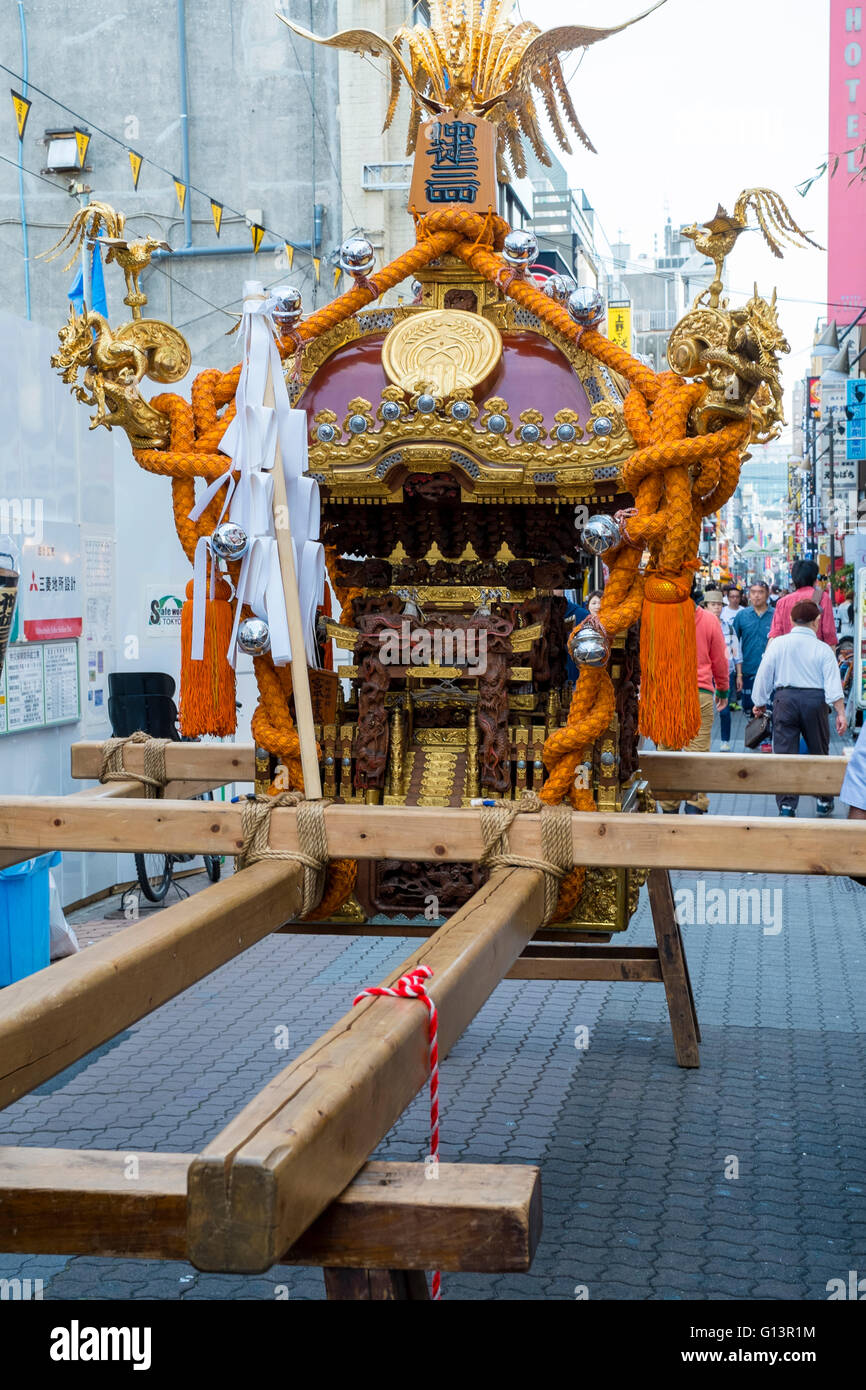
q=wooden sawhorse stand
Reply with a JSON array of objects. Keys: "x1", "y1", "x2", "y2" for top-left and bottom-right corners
[{"x1": 507, "y1": 868, "x2": 700, "y2": 1068}]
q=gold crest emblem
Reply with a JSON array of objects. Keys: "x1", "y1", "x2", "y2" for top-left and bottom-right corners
[{"x1": 382, "y1": 309, "x2": 502, "y2": 396}]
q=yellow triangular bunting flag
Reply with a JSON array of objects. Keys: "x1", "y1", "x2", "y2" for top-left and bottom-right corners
[
  {"x1": 333, "y1": 266, "x2": 342, "y2": 290},
  {"x1": 128, "y1": 150, "x2": 143, "y2": 189},
  {"x1": 285, "y1": 243, "x2": 294, "y2": 271},
  {"x1": 250, "y1": 223, "x2": 265, "y2": 254},
  {"x1": 313, "y1": 256, "x2": 321, "y2": 283},
  {"x1": 174, "y1": 179, "x2": 187, "y2": 213},
  {"x1": 74, "y1": 129, "x2": 90, "y2": 166},
  {"x1": 11, "y1": 90, "x2": 31, "y2": 140},
  {"x1": 211, "y1": 200, "x2": 223, "y2": 237}
]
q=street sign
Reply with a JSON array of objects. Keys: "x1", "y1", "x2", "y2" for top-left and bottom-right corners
[{"x1": 847, "y1": 378, "x2": 866, "y2": 462}]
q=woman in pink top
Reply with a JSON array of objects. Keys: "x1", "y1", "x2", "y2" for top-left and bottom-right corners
[
  {"x1": 770, "y1": 560, "x2": 836, "y2": 648},
  {"x1": 658, "y1": 589, "x2": 729, "y2": 815}
]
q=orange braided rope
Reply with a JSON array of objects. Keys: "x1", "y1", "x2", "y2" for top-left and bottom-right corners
[{"x1": 127, "y1": 206, "x2": 755, "y2": 923}]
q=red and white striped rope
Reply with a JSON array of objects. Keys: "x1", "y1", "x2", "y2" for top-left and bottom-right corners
[{"x1": 353, "y1": 964, "x2": 441, "y2": 1300}]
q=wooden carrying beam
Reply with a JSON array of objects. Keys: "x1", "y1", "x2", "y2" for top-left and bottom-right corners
[
  {"x1": 71, "y1": 741, "x2": 853, "y2": 798},
  {"x1": 0, "y1": 779, "x2": 229, "y2": 873},
  {"x1": 640, "y1": 750, "x2": 849, "y2": 797},
  {"x1": 0, "y1": 1149, "x2": 541, "y2": 1274},
  {"x1": 187, "y1": 866, "x2": 546, "y2": 1272},
  {"x1": 2, "y1": 797, "x2": 866, "y2": 874},
  {"x1": 0, "y1": 860, "x2": 303, "y2": 1110},
  {"x1": 71, "y1": 740, "x2": 255, "y2": 785}
]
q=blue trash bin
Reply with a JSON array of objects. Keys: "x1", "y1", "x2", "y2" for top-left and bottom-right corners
[{"x1": 0, "y1": 851, "x2": 61, "y2": 986}]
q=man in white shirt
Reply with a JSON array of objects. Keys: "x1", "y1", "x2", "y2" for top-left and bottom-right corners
[
  {"x1": 721, "y1": 586, "x2": 743, "y2": 626},
  {"x1": 752, "y1": 599, "x2": 846, "y2": 817}
]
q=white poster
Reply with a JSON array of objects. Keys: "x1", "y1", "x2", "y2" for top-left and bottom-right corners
[
  {"x1": 43, "y1": 640, "x2": 80, "y2": 725},
  {"x1": 18, "y1": 522, "x2": 83, "y2": 641},
  {"x1": 83, "y1": 535, "x2": 115, "y2": 646},
  {"x1": 5, "y1": 644, "x2": 44, "y2": 730}
]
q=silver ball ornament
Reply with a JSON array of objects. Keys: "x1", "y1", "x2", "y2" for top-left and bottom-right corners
[
  {"x1": 272, "y1": 285, "x2": 303, "y2": 331},
  {"x1": 502, "y1": 229, "x2": 538, "y2": 270},
  {"x1": 339, "y1": 234, "x2": 376, "y2": 277},
  {"x1": 237, "y1": 617, "x2": 271, "y2": 656},
  {"x1": 567, "y1": 286, "x2": 605, "y2": 328},
  {"x1": 569, "y1": 626, "x2": 610, "y2": 668},
  {"x1": 543, "y1": 273, "x2": 577, "y2": 305},
  {"x1": 580, "y1": 515, "x2": 622, "y2": 556},
  {"x1": 210, "y1": 521, "x2": 250, "y2": 562}
]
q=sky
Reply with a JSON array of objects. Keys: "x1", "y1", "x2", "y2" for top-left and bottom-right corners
[{"x1": 517, "y1": 0, "x2": 833, "y2": 436}]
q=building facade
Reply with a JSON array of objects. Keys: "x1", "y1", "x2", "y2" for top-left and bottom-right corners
[
  {"x1": 0, "y1": 0, "x2": 343, "y2": 368},
  {"x1": 606, "y1": 218, "x2": 713, "y2": 368}
]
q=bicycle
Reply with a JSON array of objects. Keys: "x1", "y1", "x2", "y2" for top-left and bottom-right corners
[
  {"x1": 108, "y1": 672, "x2": 227, "y2": 905},
  {"x1": 135, "y1": 790, "x2": 222, "y2": 903}
]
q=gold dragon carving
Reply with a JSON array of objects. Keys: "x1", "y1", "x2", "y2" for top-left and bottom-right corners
[
  {"x1": 44, "y1": 203, "x2": 188, "y2": 449},
  {"x1": 670, "y1": 188, "x2": 821, "y2": 443},
  {"x1": 51, "y1": 308, "x2": 190, "y2": 449}
]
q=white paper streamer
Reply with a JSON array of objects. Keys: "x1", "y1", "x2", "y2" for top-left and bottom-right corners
[{"x1": 187, "y1": 279, "x2": 324, "y2": 670}]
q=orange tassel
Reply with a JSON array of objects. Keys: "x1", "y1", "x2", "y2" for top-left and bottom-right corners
[
  {"x1": 179, "y1": 576, "x2": 237, "y2": 738},
  {"x1": 639, "y1": 577, "x2": 700, "y2": 748}
]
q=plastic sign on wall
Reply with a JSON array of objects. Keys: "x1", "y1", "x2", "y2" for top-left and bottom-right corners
[
  {"x1": 145, "y1": 585, "x2": 184, "y2": 638},
  {"x1": 848, "y1": 378, "x2": 866, "y2": 461},
  {"x1": 607, "y1": 303, "x2": 632, "y2": 353},
  {"x1": 18, "y1": 523, "x2": 83, "y2": 641}
]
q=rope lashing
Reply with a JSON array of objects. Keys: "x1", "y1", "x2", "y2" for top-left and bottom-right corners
[
  {"x1": 238, "y1": 791, "x2": 330, "y2": 918},
  {"x1": 353, "y1": 964, "x2": 441, "y2": 1301},
  {"x1": 99, "y1": 731, "x2": 170, "y2": 798},
  {"x1": 479, "y1": 791, "x2": 574, "y2": 926}
]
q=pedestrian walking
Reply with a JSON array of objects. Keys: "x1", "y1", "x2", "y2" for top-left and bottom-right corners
[
  {"x1": 752, "y1": 600, "x2": 847, "y2": 817},
  {"x1": 722, "y1": 586, "x2": 743, "y2": 626},
  {"x1": 733, "y1": 581, "x2": 774, "y2": 715},
  {"x1": 704, "y1": 589, "x2": 741, "y2": 750},
  {"x1": 835, "y1": 595, "x2": 854, "y2": 641},
  {"x1": 658, "y1": 588, "x2": 729, "y2": 815},
  {"x1": 769, "y1": 559, "x2": 837, "y2": 647}
]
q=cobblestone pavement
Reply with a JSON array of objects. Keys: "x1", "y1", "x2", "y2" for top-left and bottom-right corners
[{"x1": 1, "y1": 712, "x2": 864, "y2": 1300}]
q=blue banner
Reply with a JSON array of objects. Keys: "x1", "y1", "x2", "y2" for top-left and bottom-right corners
[{"x1": 67, "y1": 240, "x2": 107, "y2": 318}]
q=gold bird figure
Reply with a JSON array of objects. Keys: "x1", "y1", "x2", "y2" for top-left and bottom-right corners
[
  {"x1": 682, "y1": 189, "x2": 821, "y2": 310},
  {"x1": 277, "y1": 0, "x2": 667, "y2": 179},
  {"x1": 40, "y1": 201, "x2": 169, "y2": 319}
]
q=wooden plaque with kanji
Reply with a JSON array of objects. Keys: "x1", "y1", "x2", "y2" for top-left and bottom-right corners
[{"x1": 408, "y1": 111, "x2": 498, "y2": 215}]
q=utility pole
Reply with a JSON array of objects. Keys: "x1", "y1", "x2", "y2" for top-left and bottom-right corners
[
  {"x1": 809, "y1": 408, "x2": 819, "y2": 560},
  {"x1": 827, "y1": 407, "x2": 837, "y2": 583}
]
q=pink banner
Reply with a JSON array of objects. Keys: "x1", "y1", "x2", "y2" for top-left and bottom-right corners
[{"x1": 829, "y1": 2, "x2": 866, "y2": 323}]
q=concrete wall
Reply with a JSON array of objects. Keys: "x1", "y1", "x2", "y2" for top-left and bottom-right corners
[
  {"x1": 0, "y1": 314, "x2": 256, "y2": 908},
  {"x1": 0, "y1": 0, "x2": 342, "y2": 368},
  {"x1": 336, "y1": 0, "x2": 417, "y2": 303}
]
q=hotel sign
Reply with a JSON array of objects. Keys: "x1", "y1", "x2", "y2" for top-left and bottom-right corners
[{"x1": 829, "y1": 3, "x2": 866, "y2": 323}]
